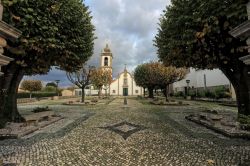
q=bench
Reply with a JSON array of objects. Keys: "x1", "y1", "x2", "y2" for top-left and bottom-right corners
[{"x1": 23, "y1": 111, "x2": 55, "y2": 127}]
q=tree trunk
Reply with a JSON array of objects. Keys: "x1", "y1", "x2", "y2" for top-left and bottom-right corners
[
  {"x1": 98, "y1": 87, "x2": 102, "y2": 99},
  {"x1": 222, "y1": 65, "x2": 250, "y2": 116},
  {"x1": 235, "y1": 84, "x2": 250, "y2": 116},
  {"x1": 81, "y1": 87, "x2": 85, "y2": 103},
  {"x1": 165, "y1": 85, "x2": 169, "y2": 102},
  {"x1": 0, "y1": 77, "x2": 5, "y2": 119},
  {"x1": 148, "y1": 87, "x2": 154, "y2": 98},
  {"x1": 233, "y1": 67, "x2": 250, "y2": 116},
  {"x1": 143, "y1": 87, "x2": 145, "y2": 97},
  {"x1": 0, "y1": 63, "x2": 24, "y2": 122}
]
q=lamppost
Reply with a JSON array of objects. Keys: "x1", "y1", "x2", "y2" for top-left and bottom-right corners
[
  {"x1": 186, "y1": 79, "x2": 190, "y2": 96},
  {"x1": 55, "y1": 80, "x2": 60, "y2": 97}
]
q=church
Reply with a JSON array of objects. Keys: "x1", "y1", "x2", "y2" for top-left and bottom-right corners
[{"x1": 100, "y1": 44, "x2": 143, "y2": 96}]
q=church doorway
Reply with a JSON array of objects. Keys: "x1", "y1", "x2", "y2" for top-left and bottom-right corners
[{"x1": 123, "y1": 88, "x2": 128, "y2": 96}]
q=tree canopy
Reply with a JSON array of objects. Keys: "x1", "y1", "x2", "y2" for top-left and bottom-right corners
[
  {"x1": 21, "y1": 80, "x2": 42, "y2": 98},
  {"x1": 2, "y1": 0, "x2": 95, "y2": 74},
  {"x1": 155, "y1": 0, "x2": 247, "y2": 69},
  {"x1": 155, "y1": 0, "x2": 250, "y2": 115},
  {"x1": 90, "y1": 68, "x2": 112, "y2": 97},
  {"x1": 0, "y1": 0, "x2": 95, "y2": 121},
  {"x1": 134, "y1": 62, "x2": 187, "y2": 98},
  {"x1": 21, "y1": 80, "x2": 42, "y2": 92},
  {"x1": 46, "y1": 82, "x2": 57, "y2": 87},
  {"x1": 66, "y1": 65, "x2": 94, "y2": 102}
]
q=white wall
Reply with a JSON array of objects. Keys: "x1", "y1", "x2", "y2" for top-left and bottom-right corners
[
  {"x1": 109, "y1": 71, "x2": 142, "y2": 96},
  {"x1": 75, "y1": 71, "x2": 143, "y2": 96},
  {"x1": 173, "y1": 68, "x2": 230, "y2": 91}
]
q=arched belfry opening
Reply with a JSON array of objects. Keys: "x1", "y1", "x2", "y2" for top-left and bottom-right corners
[
  {"x1": 104, "y1": 57, "x2": 108, "y2": 66},
  {"x1": 100, "y1": 44, "x2": 113, "y2": 75}
]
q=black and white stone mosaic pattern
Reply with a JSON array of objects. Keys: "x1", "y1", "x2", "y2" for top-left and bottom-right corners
[
  {"x1": 99, "y1": 121, "x2": 146, "y2": 140},
  {"x1": 0, "y1": 99, "x2": 250, "y2": 165}
]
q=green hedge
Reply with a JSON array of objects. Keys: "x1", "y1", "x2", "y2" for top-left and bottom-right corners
[
  {"x1": 17, "y1": 92, "x2": 57, "y2": 99},
  {"x1": 174, "y1": 85, "x2": 231, "y2": 99},
  {"x1": 174, "y1": 91, "x2": 184, "y2": 97}
]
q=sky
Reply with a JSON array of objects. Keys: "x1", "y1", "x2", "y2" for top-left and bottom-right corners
[{"x1": 26, "y1": 0, "x2": 170, "y2": 87}]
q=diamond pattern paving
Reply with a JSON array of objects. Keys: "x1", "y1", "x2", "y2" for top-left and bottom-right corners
[{"x1": 99, "y1": 121, "x2": 146, "y2": 140}]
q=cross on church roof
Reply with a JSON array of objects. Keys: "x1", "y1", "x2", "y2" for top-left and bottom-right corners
[
  {"x1": 103, "y1": 43, "x2": 111, "y2": 53},
  {"x1": 124, "y1": 64, "x2": 128, "y2": 73}
]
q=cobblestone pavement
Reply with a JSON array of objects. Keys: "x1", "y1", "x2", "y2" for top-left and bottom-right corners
[{"x1": 1, "y1": 98, "x2": 250, "y2": 166}]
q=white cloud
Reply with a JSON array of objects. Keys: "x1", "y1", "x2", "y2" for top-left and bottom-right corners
[{"x1": 88, "y1": 0, "x2": 170, "y2": 76}]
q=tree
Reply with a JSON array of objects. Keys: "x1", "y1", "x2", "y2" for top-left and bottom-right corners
[
  {"x1": 155, "y1": 0, "x2": 250, "y2": 115},
  {"x1": 67, "y1": 86, "x2": 76, "y2": 96},
  {"x1": 134, "y1": 62, "x2": 187, "y2": 99},
  {"x1": 0, "y1": 0, "x2": 95, "y2": 121},
  {"x1": 21, "y1": 80, "x2": 42, "y2": 98},
  {"x1": 158, "y1": 66, "x2": 187, "y2": 101},
  {"x1": 46, "y1": 82, "x2": 57, "y2": 88},
  {"x1": 66, "y1": 65, "x2": 94, "y2": 102},
  {"x1": 90, "y1": 69, "x2": 112, "y2": 98},
  {"x1": 43, "y1": 86, "x2": 56, "y2": 92},
  {"x1": 134, "y1": 62, "x2": 158, "y2": 98}
]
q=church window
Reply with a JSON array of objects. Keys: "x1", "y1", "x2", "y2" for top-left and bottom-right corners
[
  {"x1": 135, "y1": 90, "x2": 139, "y2": 94},
  {"x1": 124, "y1": 78, "x2": 128, "y2": 85},
  {"x1": 104, "y1": 57, "x2": 108, "y2": 66},
  {"x1": 113, "y1": 90, "x2": 116, "y2": 93}
]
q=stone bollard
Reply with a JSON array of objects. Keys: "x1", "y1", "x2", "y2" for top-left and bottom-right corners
[{"x1": 124, "y1": 97, "x2": 127, "y2": 105}]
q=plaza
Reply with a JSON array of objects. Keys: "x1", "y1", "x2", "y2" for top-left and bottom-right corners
[{"x1": 0, "y1": 98, "x2": 249, "y2": 165}]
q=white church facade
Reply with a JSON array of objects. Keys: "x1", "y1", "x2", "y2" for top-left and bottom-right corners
[
  {"x1": 109, "y1": 69, "x2": 143, "y2": 96},
  {"x1": 75, "y1": 44, "x2": 143, "y2": 96},
  {"x1": 100, "y1": 44, "x2": 143, "y2": 96}
]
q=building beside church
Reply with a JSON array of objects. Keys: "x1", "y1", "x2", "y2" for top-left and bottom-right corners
[{"x1": 172, "y1": 68, "x2": 236, "y2": 100}]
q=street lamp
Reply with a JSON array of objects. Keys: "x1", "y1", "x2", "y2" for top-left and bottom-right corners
[
  {"x1": 186, "y1": 79, "x2": 190, "y2": 96},
  {"x1": 55, "y1": 80, "x2": 60, "y2": 97}
]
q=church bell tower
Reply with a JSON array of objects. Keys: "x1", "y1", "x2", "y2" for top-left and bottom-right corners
[{"x1": 100, "y1": 44, "x2": 113, "y2": 74}]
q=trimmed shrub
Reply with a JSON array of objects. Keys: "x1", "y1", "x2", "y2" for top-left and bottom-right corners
[
  {"x1": 188, "y1": 90, "x2": 196, "y2": 98},
  {"x1": 174, "y1": 91, "x2": 184, "y2": 97},
  {"x1": 204, "y1": 90, "x2": 216, "y2": 98},
  {"x1": 196, "y1": 91, "x2": 205, "y2": 98},
  {"x1": 42, "y1": 86, "x2": 56, "y2": 92},
  {"x1": 214, "y1": 86, "x2": 231, "y2": 99},
  {"x1": 17, "y1": 92, "x2": 57, "y2": 99}
]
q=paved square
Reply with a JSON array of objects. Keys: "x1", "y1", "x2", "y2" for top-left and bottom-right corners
[{"x1": 0, "y1": 98, "x2": 250, "y2": 165}]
